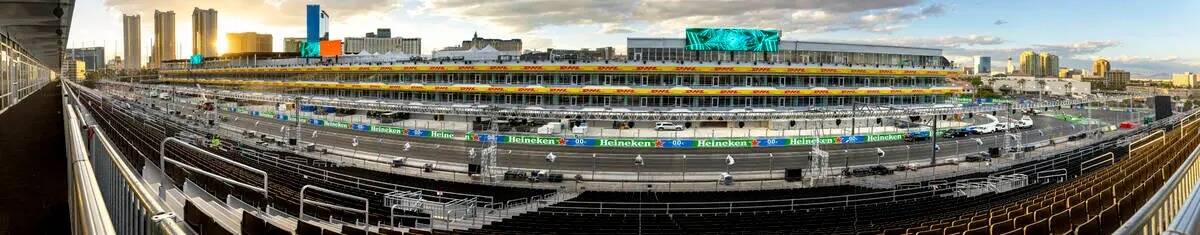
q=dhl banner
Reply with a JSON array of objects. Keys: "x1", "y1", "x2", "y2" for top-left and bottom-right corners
[
  {"x1": 163, "y1": 78, "x2": 963, "y2": 96},
  {"x1": 162, "y1": 64, "x2": 961, "y2": 76}
]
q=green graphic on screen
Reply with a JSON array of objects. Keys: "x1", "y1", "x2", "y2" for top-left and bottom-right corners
[
  {"x1": 685, "y1": 28, "x2": 780, "y2": 52},
  {"x1": 300, "y1": 41, "x2": 321, "y2": 58}
]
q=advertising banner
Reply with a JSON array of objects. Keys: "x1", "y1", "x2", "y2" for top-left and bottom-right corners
[
  {"x1": 351, "y1": 123, "x2": 371, "y2": 131},
  {"x1": 371, "y1": 125, "x2": 405, "y2": 135}
]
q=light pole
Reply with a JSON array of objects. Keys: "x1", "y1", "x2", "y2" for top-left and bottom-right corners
[
  {"x1": 591, "y1": 153, "x2": 597, "y2": 181},
  {"x1": 634, "y1": 155, "x2": 645, "y2": 181},
  {"x1": 681, "y1": 155, "x2": 687, "y2": 182},
  {"x1": 545, "y1": 152, "x2": 557, "y2": 176}
]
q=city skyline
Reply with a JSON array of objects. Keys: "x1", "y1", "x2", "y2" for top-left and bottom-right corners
[{"x1": 69, "y1": 0, "x2": 1199, "y2": 77}]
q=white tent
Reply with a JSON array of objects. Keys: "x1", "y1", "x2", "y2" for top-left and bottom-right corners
[{"x1": 432, "y1": 45, "x2": 519, "y2": 61}]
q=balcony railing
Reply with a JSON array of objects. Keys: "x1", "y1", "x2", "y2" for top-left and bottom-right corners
[{"x1": 63, "y1": 80, "x2": 188, "y2": 234}]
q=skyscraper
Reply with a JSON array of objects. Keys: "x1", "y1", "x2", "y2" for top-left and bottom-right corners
[
  {"x1": 283, "y1": 37, "x2": 306, "y2": 53},
  {"x1": 226, "y1": 32, "x2": 273, "y2": 53},
  {"x1": 192, "y1": 8, "x2": 218, "y2": 56},
  {"x1": 152, "y1": 10, "x2": 176, "y2": 68},
  {"x1": 1039, "y1": 53, "x2": 1059, "y2": 78},
  {"x1": 1006, "y1": 58, "x2": 1014, "y2": 74},
  {"x1": 122, "y1": 14, "x2": 141, "y2": 70},
  {"x1": 1093, "y1": 59, "x2": 1111, "y2": 76},
  {"x1": 973, "y1": 56, "x2": 990, "y2": 75},
  {"x1": 1019, "y1": 51, "x2": 1041, "y2": 76}
]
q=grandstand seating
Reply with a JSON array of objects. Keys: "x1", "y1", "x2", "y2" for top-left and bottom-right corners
[{"x1": 79, "y1": 83, "x2": 1200, "y2": 234}]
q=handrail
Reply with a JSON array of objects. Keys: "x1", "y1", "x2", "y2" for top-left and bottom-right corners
[
  {"x1": 64, "y1": 80, "x2": 189, "y2": 234},
  {"x1": 65, "y1": 104, "x2": 118, "y2": 235},
  {"x1": 1121, "y1": 111, "x2": 1200, "y2": 234},
  {"x1": 159, "y1": 137, "x2": 269, "y2": 196},
  {"x1": 300, "y1": 185, "x2": 370, "y2": 225}
]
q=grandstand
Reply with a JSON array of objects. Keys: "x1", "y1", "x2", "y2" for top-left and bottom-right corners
[{"x1": 60, "y1": 77, "x2": 1200, "y2": 234}]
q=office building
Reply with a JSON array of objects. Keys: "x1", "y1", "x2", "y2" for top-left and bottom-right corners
[
  {"x1": 284, "y1": 37, "x2": 307, "y2": 52},
  {"x1": 306, "y1": 4, "x2": 329, "y2": 42},
  {"x1": 1172, "y1": 72, "x2": 1199, "y2": 88},
  {"x1": 374, "y1": 28, "x2": 390, "y2": 38},
  {"x1": 628, "y1": 38, "x2": 947, "y2": 66},
  {"x1": 443, "y1": 32, "x2": 522, "y2": 52},
  {"x1": 192, "y1": 8, "x2": 218, "y2": 56},
  {"x1": 1104, "y1": 70, "x2": 1130, "y2": 90},
  {"x1": 973, "y1": 56, "x2": 991, "y2": 75},
  {"x1": 1018, "y1": 51, "x2": 1041, "y2": 77},
  {"x1": 66, "y1": 47, "x2": 105, "y2": 71},
  {"x1": 343, "y1": 36, "x2": 421, "y2": 55},
  {"x1": 122, "y1": 14, "x2": 141, "y2": 70},
  {"x1": 1039, "y1": 53, "x2": 1059, "y2": 78},
  {"x1": 151, "y1": 10, "x2": 176, "y2": 68},
  {"x1": 63, "y1": 59, "x2": 86, "y2": 80},
  {"x1": 1093, "y1": 59, "x2": 1111, "y2": 76},
  {"x1": 226, "y1": 32, "x2": 273, "y2": 54},
  {"x1": 1060, "y1": 68, "x2": 1083, "y2": 78}
]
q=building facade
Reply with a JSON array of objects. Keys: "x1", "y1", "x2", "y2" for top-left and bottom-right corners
[
  {"x1": 226, "y1": 32, "x2": 273, "y2": 54},
  {"x1": 1018, "y1": 51, "x2": 1040, "y2": 77},
  {"x1": 1172, "y1": 72, "x2": 1199, "y2": 88},
  {"x1": 443, "y1": 32, "x2": 522, "y2": 52},
  {"x1": 66, "y1": 47, "x2": 105, "y2": 71},
  {"x1": 520, "y1": 47, "x2": 618, "y2": 61},
  {"x1": 122, "y1": 14, "x2": 141, "y2": 70},
  {"x1": 628, "y1": 38, "x2": 949, "y2": 67},
  {"x1": 152, "y1": 10, "x2": 176, "y2": 68},
  {"x1": 283, "y1": 37, "x2": 305, "y2": 53},
  {"x1": 1103, "y1": 70, "x2": 1130, "y2": 90},
  {"x1": 343, "y1": 37, "x2": 421, "y2": 55},
  {"x1": 973, "y1": 56, "x2": 990, "y2": 75},
  {"x1": 1039, "y1": 53, "x2": 1059, "y2": 78},
  {"x1": 1093, "y1": 59, "x2": 1111, "y2": 76},
  {"x1": 192, "y1": 8, "x2": 218, "y2": 57}
]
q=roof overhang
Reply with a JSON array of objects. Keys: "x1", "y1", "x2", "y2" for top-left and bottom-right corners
[{"x1": 0, "y1": 0, "x2": 75, "y2": 69}]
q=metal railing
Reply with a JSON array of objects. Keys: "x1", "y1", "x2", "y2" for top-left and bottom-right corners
[
  {"x1": 1119, "y1": 111, "x2": 1200, "y2": 234},
  {"x1": 63, "y1": 81, "x2": 188, "y2": 234}
]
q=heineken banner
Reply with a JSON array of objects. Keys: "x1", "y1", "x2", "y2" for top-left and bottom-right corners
[
  {"x1": 248, "y1": 112, "x2": 919, "y2": 148},
  {"x1": 371, "y1": 125, "x2": 405, "y2": 135}
]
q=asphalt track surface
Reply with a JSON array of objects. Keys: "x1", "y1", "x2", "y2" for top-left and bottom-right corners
[{"x1": 130, "y1": 90, "x2": 1142, "y2": 174}]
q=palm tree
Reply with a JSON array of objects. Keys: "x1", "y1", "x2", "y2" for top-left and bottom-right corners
[
  {"x1": 1065, "y1": 82, "x2": 1074, "y2": 96},
  {"x1": 1036, "y1": 80, "x2": 1048, "y2": 100},
  {"x1": 1017, "y1": 79, "x2": 1028, "y2": 95}
]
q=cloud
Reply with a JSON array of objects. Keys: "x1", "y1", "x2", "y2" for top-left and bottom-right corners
[
  {"x1": 424, "y1": 0, "x2": 946, "y2": 34},
  {"x1": 835, "y1": 34, "x2": 1006, "y2": 48},
  {"x1": 600, "y1": 23, "x2": 636, "y2": 34},
  {"x1": 993, "y1": 20, "x2": 1008, "y2": 25}
]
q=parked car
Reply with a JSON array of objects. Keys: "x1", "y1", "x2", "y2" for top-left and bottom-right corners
[
  {"x1": 904, "y1": 131, "x2": 931, "y2": 142},
  {"x1": 654, "y1": 122, "x2": 685, "y2": 131},
  {"x1": 1016, "y1": 116, "x2": 1034, "y2": 129},
  {"x1": 941, "y1": 128, "x2": 971, "y2": 138},
  {"x1": 995, "y1": 122, "x2": 1012, "y2": 132},
  {"x1": 969, "y1": 125, "x2": 997, "y2": 134}
]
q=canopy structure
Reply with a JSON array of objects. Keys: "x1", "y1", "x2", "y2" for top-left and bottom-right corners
[
  {"x1": 432, "y1": 45, "x2": 519, "y2": 61},
  {"x1": 0, "y1": 0, "x2": 75, "y2": 69}
]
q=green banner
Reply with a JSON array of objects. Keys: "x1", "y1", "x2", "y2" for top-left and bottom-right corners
[
  {"x1": 506, "y1": 136, "x2": 562, "y2": 145},
  {"x1": 696, "y1": 139, "x2": 754, "y2": 148},
  {"x1": 866, "y1": 133, "x2": 904, "y2": 142},
  {"x1": 787, "y1": 137, "x2": 838, "y2": 145},
  {"x1": 596, "y1": 139, "x2": 657, "y2": 148},
  {"x1": 430, "y1": 131, "x2": 455, "y2": 139}
]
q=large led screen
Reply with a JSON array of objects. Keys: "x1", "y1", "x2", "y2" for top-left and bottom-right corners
[{"x1": 685, "y1": 28, "x2": 780, "y2": 52}]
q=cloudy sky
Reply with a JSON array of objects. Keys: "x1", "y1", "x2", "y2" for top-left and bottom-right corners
[{"x1": 69, "y1": 0, "x2": 1200, "y2": 77}]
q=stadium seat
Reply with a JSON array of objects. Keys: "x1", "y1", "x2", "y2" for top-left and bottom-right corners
[
  {"x1": 963, "y1": 226, "x2": 988, "y2": 235},
  {"x1": 1048, "y1": 210, "x2": 1071, "y2": 234},
  {"x1": 942, "y1": 224, "x2": 967, "y2": 235},
  {"x1": 1075, "y1": 216, "x2": 1099, "y2": 235},
  {"x1": 990, "y1": 220, "x2": 1014, "y2": 235},
  {"x1": 295, "y1": 221, "x2": 325, "y2": 235},
  {"x1": 1023, "y1": 218, "x2": 1048, "y2": 235},
  {"x1": 1099, "y1": 205, "x2": 1119, "y2": 234}
]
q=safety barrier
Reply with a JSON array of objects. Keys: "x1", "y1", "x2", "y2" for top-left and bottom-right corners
[
  {"x1": 1120, "y1": 110, "x2": 1200, "y2": 234},
  {"x1": 63, "y1": 81, "x2": 188, "y2": 234}
]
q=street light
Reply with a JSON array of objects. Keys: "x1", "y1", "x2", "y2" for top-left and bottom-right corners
[{"x1": 634, "y1": 154, "x2": 645, "y2": 181}]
